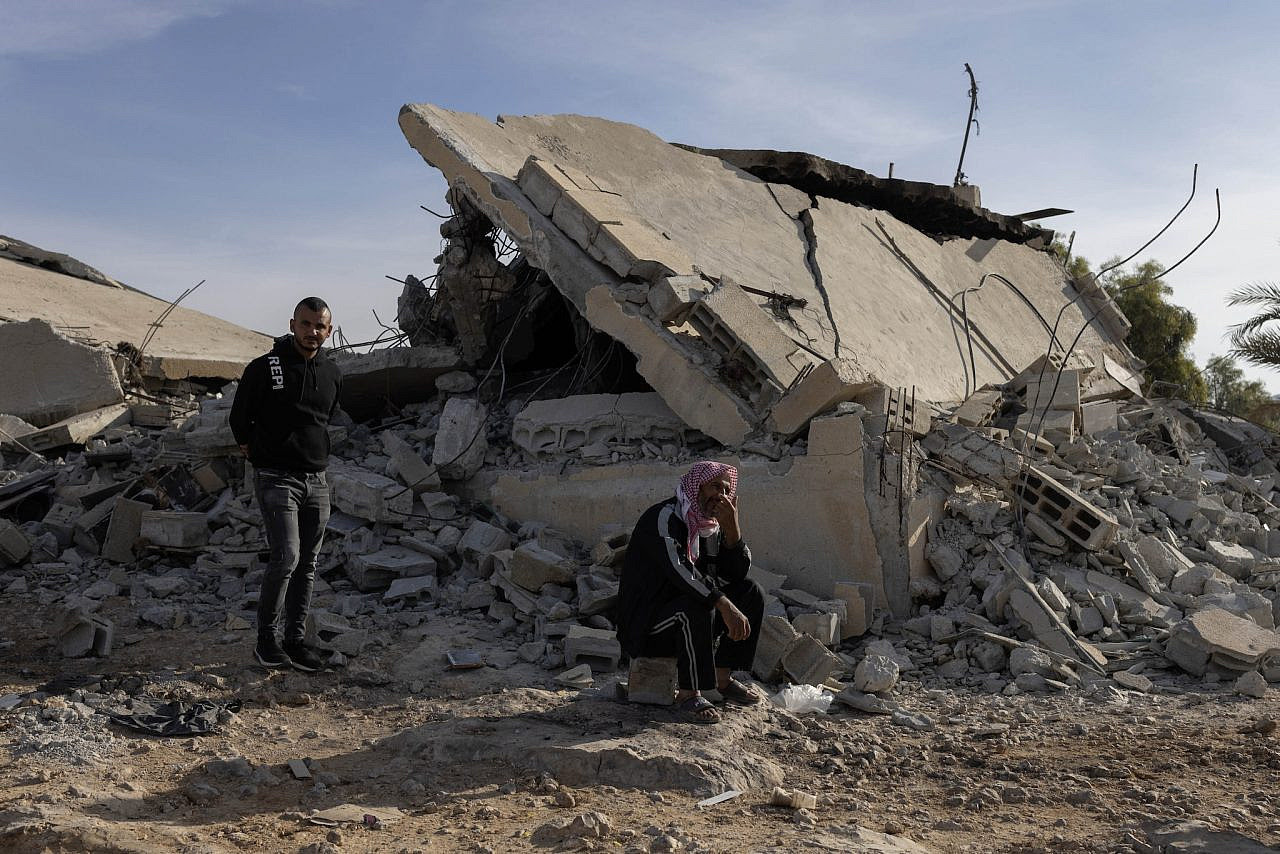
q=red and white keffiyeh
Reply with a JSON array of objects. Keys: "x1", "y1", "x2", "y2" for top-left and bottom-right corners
[{"x1": 675, "y1": 460, "x2": 738, "y2": 563}]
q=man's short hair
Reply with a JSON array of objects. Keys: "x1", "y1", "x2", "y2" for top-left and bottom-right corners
[{"x1": 295, "y1": 297, "x2": 330, "y2": 315}]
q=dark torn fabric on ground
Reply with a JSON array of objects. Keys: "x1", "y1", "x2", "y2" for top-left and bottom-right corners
[{"x1": 108, "y1": 697, "x2": 242, "y2": 736}]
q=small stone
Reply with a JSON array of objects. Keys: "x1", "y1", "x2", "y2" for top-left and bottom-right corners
[
  {"x1": 853, "y1": 654, "x2": 899, "y2": 694},
  {"x1": 1236, "y1": 670, "x2": 1268, "y2": 698}
]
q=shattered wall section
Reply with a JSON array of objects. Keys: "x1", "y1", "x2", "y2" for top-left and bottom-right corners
[{"x1": 0, "y1": 318, "x2": 124, "y2": 428}]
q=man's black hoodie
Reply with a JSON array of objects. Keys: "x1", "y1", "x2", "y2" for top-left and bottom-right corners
[{"x1": 229, "y1": 335, "x2": 343, "y2": 473}]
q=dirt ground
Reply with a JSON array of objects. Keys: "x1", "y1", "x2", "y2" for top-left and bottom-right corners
[{"x1": 3, "y1": 594, "x2": 1280, "y2": 854}]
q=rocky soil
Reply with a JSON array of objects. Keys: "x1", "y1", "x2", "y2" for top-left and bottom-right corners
[{"x1": 4, "y1": 592, "x2": 1279, "y2": 854}]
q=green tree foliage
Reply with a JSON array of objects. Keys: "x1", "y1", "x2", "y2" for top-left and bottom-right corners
[
  {"x1": 1094, "y1": 259, "x2": 1207, "y2": 404},
  {"x1": 1227, "y1": 282, "x2": 1280, "y2": 369},
  {"x1": 1203, "y1": 353, "x2": 1272, "y2": 417}
]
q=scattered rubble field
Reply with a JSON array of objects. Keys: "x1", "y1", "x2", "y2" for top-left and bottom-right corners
[{"x1": 4, "y1": 595, "x2": 1280, "y2": 853}]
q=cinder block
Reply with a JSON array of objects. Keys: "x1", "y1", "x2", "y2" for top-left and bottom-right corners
[
  {"x1": 1011, "y1": 466, "x2": 1118, "y2": 551},
  {"x1": 563, "y1": 625, "x2": 621, "y2": 671},
  {"x1": 512, "y1": 392, "x2": 695, "y2": 456},
  {"x1": 626, "y1": 657, "x2": 676, "y2": 705},
  {"x1": 782, "y1": 634, "x2": 844, "y2": 686},
  {"x1": 752, "y1": 615, "x2": 801, "y2": 681},
  {"x1": 647, "y1": 275, "x2": 708, "y2": 325},
  {"x1": 1022, "y1": 369, "x2": 1081, "y2": 412},
  {"x1": 41, "y1": 503, "x2": 81, "y2": 549},
  {"x1": 951, "y1": 388, "x2": 1002, "y2": 427},
  {"x1": 139, "y1": 511, "x2": 208, "y2": 548},
  {"x1": 328, "y1": 465, "x2": 413, "y2": 522},
  {"x1": 382, "y1": 431, "x2": 439, "y2": 494},
  {"x1": 856, "y1": 385, "x2": 930, "y2": 439}
]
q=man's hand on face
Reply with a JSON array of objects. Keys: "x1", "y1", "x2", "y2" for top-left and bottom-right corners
[
  {"x1": 238, "y1": 444, "x2": 250, "y2": 457},
  {"x1": 716, "y1": 597, "x2": 751, "y2": 641},
  {"x1": 709, "y1": 493, "x2": 740, "y2": 545}
]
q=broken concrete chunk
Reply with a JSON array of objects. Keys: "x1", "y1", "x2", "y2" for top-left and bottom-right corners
[
  {"x1": 856, "y1": 385, "x2": 930, "y2": 439},
  {"x1": 508, "y1": 542, "x2": 577, "y2": 592},
  {"x1": 781, "y1": 634, "x2": 843, "y2": 686},
  {"x1": 768, "y1": 358, "x2": 876, "y2": 438},
  {"x1": 0, "y1": 318, "x2": 125, "y2": 428},
  {"x1": 382, "y1": 431, "x2": 440, "y2": 494},
  {"x1": 853, "y1": 653, "x2": 899, "y2": 693},
  {"x1": 752, "y1": 614, "x2": 802, "y2": 681},
  {"x1": 139, "y1": 511, "x2": 208, "y2": 548},
  {"x1": 792, "y1": 612, "x2": 839, "y2": 647},
  {"x1": 1204, "y1": 540, "x2": 1258, "y2": 580},
  {"x1": 951, "y1": 388, "x2": 1002, "y2": 427},
  {"x1": 625, "y1": 657, "x2": 676, "y2": 706},
  {"x1": 458, "y1": 520, "x2": 512, "y2": 560},
  {"x1": 432, "y1": 397, "x2": 488, "y2": 480},
  {"x1": 347, "y1": 546, "x2": 437, "y2": 592},
  {"x1": 101, "y1": 497, "x2": 150, "y2": 564},
  {"x1": 0, "y1": 519, "x2": 32, "y2": 565},
  {"x1": 328, "y1": 465, "x2": 413, "y2": 523},
  {"x1": 832, "y1": 581, "x2": 874, "y2": 639},
  {"x1": 647, "y1": 275, "x2": 708, "y2": 325},
  {"x1": 1165, "y1": 607, "x2": 1280, "y2": 677}
]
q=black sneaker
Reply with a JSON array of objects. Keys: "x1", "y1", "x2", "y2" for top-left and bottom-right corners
[
  {"x1": 282, "y1": 640, "x2": 324, "y2": 673},
  {"x1": 255, "y1": 635, "x2": 291, "y2": 668}
]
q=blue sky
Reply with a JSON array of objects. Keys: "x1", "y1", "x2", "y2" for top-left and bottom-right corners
[{"x1": 3, "y1": 1, "x2": 1278, "y2": 388}]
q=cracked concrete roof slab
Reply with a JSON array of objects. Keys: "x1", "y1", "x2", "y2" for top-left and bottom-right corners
[{"x1": 399, "y1": 104, "x2": 1138, "y2": 442}]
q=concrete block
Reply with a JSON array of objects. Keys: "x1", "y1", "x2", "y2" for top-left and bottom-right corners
[
  {"x1": 1011, "y1": 466, "x2": 1118, "y2": 551},
  {"x1": 383, "y1": 575, "x2": 437, "y2": 602},
  {"x1": 509, "y1": 542, "x2": 577, "y2": 591},
  {"x1": 647, "y1": 275, "x2": 708, "y2": 325},
  {"x1": 0, "y1": 318, "x2": 124, "y2": 427},
  {"x1": 139, "y1": 511, "x2": 208, "y2": 548},
  {"x1": 752, "y1": 614, "x2": 801, "y2": 681},
  {"x1": 72, "y1": 494, "x2": 119, "y2": 554},
  {"x1": 1008, "y1": 589, "x2": 1075, "y2": 658},
  {"x1": 1080, "y1": 401, "x2": 1118, "y2": 436},
  {"x1": 328, "y1": 465, "x2": 412, "y2": 522},
  {"x1": 1022, "y1": 369, "x2": 1081, "y2": 412},
  {"x1": 102, "y1": 498, "x2": 150, "y2": 564},
  {"x1": 782, "y1": 634, "x2": 844, "y2": 686},
  {"x1": 1205, "y1": 540, "x2": 1258, "y2": 579},
  {"x1": 1015, "y1": 408, "x2": 1075, "y2": 442},
  {"x1": 563, "y1": 625, "x2": 621, "y2": 671},
  {"x1": 458, "y1": 520, "x2": 512, "y2": 560},
  {"x1": 347, "y1": 546, "x2": 436, "y2": 592},
  {"x1": 626, "y1": 657, "x2": 677, "y2": 705},
  {"x1": 0, "y1": 519, "x2": 32, "y2": 565},
  {"x1": 951, "y1": 388, "x2": 1002, "y2": 427},
  {"x1": 769, "y1": 358, "x2": 876, "y2": 438},
  {"x1": 382, "y1": 431, "x2": 440, "y2": 494},
  {"x1": 23, "y1": 403, "x2": 132, "y2": 453},
  {"x1": 856, "y1": 385, "x2": 930, "y2": 439},
  {"x1": 793, "y1": 612, "x2": 839, "y2": 646},
  {"x1": 832, "y1": 581, "x2": 874, "y2": 639},
  {"x1": 576, "y1": 573, "x2": 619, "y2": 616},
  {"x1": 432, "y1": 397, "x2": 488, "y2": 480},
  {"x1": 40, "y1": 503, "x2": 81, "y2": 548}
]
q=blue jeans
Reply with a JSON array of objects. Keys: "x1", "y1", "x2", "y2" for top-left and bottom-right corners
[{"x1": 254, "y1": 468, "x2": 330, "y2": 644}]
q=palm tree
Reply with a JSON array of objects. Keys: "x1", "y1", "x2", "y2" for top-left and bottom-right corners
[{"x1": 1228, "y1": 282, "x2": 1280, "y2": 368}]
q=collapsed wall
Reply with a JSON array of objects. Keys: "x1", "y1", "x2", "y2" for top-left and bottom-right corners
[{"x1": 395, "y1": 104, "x2": 1142, "y2": 614}]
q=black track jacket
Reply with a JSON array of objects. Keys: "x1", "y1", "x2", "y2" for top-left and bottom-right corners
[
  {"x1": 617, "y1": 497, "x2": 752, "y2": 659},
  {"x1": 229, "y1": 335, "x2": 342, "y2": 473}
]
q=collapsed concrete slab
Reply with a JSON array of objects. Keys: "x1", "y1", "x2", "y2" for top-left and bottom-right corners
[
  {"x1": 0, "y1": 255, "x2": 269, "y2": 382},
  {"x1": 398, "y1": 104, "x2": 1140, "y2": 445},
  {"x1": 0, "y1": 319, "x2": 124, "y2": 428},
  {"x1": 331, "y1": 344, "x2": 461, "y2": 419}
]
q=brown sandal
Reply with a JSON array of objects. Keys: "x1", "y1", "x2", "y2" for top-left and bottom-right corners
[{"x1": 718, "y1": 678, "x2": 761, "y2": 706}]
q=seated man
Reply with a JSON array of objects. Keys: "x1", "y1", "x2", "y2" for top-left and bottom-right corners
[{"x1": 618, "y1": 461, "x2": 765, "y2": 723}]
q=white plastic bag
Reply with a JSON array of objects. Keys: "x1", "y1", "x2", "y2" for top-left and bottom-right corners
[{"x1": 769, "y1": 683, "x2": 833, "y2": 714}]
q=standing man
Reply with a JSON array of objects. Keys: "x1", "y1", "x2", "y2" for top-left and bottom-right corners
[
  {"x1": 230, "y1": 297, "x2": 343, "y2": 671},
  {"x1": 617, "y1": 461, "x2": 765, "y2": 724}
]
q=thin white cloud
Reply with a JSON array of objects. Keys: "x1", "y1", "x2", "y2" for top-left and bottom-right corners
[{"x1": 0, "y1": 0, "x2": 243, "y2": 57}]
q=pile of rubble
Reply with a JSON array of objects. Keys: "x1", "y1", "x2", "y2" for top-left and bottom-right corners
[{"x1": 2, "y1": 337, "x2": 1279, "y2": 714}]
